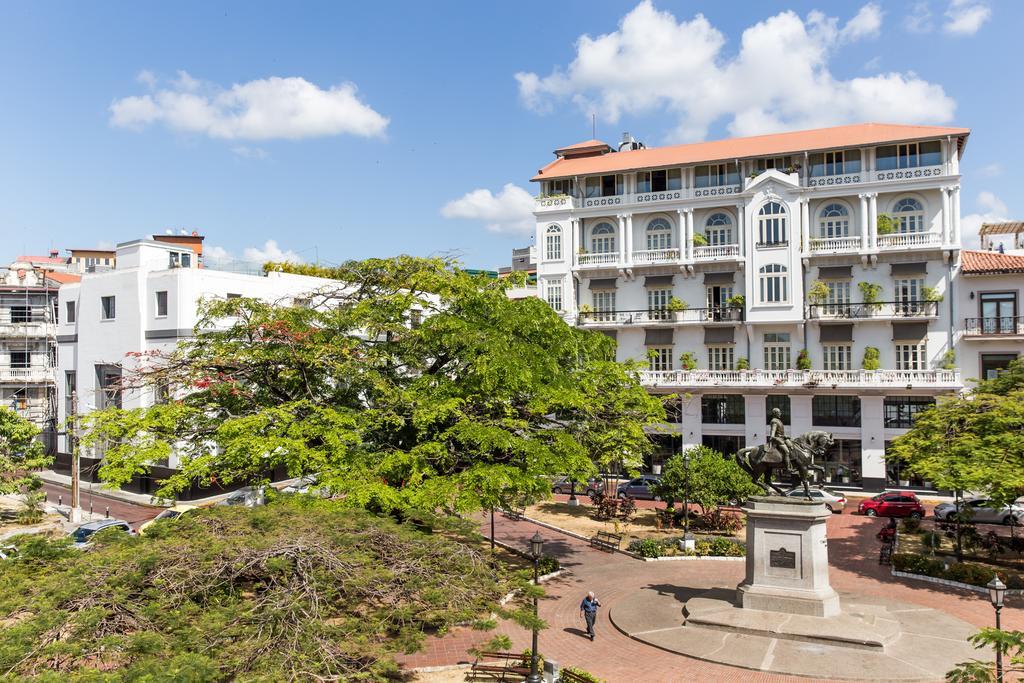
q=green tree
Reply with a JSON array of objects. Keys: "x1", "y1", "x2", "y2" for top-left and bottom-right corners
[
  {"x1": 947, "y1": 627, "x2": 1024, "y2": 682},
  {"x1": 653, "y1": 446, "x2": 760, "y2": 517},
  {"x1": 82, "y1": 257, "x2": 664, "y2": 514},
  {"x1": 0, "y1": 407, "x2": 51, "y2": 521}
]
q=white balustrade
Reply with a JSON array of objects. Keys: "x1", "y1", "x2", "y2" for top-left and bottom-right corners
[
  {"x1": 639, "y1": 368, "x2": 960, "y2": 388},
  {"x1": 873, "y1": 165, "x2": 944, "y2": 183},
  {"x1": 692, "y1": 184, "x2": 742, "y2": 198},
  {"x1": 634, "y1": 189, "x2": 689, "y2": 205},
  {"x1": 577, "y1": 252, "x2": 618, "y2": 266},
  {"x1": 876, "y1": 232, "x2": 942, "y2": 250},
  {"x1": 693, "y1": 244, "x2": 740, "y2": 260},
  {"x1": 806, "y1": 171, "x2": 865, "y2": 187},
  {"x1": 632, "y1": 248, "x2": 680, "y2": 264},
  {"x1": 0, "y1": 367, "x2": 54, "y2": 383},
  {"x1": 808, "y1": 236, "x2": 861, "y2": 254},
  {"x1": 534, "y1": 195, "x2": 573, "y2": 211}
]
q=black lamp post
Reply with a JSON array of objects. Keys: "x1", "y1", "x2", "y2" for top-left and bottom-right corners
[
  {"x1": 987, "y1": 576, "x2": 1006, "y2": 683},
  {"x1": 528, "y1": 531, "x2": 544, "y2": 683}
]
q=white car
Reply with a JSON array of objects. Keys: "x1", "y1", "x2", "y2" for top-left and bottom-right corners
[
  {"x1": 218, "y1": 486, "x2": 267, "y2": 507},
  {"x1": 785, "y1": 487, "x2": 847, "y2": 513},
  {"x1": 933, "y1": 498, "x2": 1024, "y2": 525}
]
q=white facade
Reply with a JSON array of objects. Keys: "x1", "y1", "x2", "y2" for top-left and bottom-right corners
[
  {"x1": 534, "y1": 126, "x2": 970, "y2": 490},
  {"x1": 56, "y1": 238, "x2": 332, "y2": 463},
  {"x1": 956, "y1": 263, "x2": 1024, "y2": 387}
]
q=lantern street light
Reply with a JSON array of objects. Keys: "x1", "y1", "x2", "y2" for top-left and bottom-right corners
[
  {"x1": 987, "y1": 576, "x2": 1007, "y2": 683},
  {"x1": 527, "y1": 532, "x2": 544, "y2": 683}
]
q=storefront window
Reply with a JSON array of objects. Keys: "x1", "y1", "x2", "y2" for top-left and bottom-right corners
[{"x1": 821, "y1": 439, "x2": 862, "y2": 486}]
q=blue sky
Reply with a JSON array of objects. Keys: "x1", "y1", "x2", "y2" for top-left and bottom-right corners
[{"x1": 0, "y1": 1, "x2": 1020, "y2": 268}]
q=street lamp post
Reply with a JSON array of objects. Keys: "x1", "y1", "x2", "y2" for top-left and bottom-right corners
[
  {"x1": 987, "y1": 576, "x2": 1006, "y2": 683},
  {"x1": 527, "y1": 531, "x2": 544, "y2": 683}
]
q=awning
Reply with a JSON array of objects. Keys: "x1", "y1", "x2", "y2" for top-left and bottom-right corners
[
  {"x1": 818, "y1": 265, "x2": 853, "y2": 279},
  {"x1": 892, "y1": 322, "x2": 929, "y2": 341},
  {"x1": 704, "y1": 327, "x2": 735, "y2": 344},
  {"x1": 588, "y1": 278, "x2": 617, "y2": 290},
  {"x1": 890, "y1": 262, "x2": 928, "y2": 277},
  {"x1": 703, "y1": 271, "x2": 736, "y2": 285},
  {"x1": 644, "y1": 328, "x2": 674, "y2": 345},
  {"x1": 644, "y1": 275, "x2": 674, "y2": 287},
  {"x1": 819, "y1": 324, "x2": 854, "y2": 343}
]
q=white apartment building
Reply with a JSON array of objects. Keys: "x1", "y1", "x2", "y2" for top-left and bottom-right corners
[
  {"x1": 55, "y1": 237, "x2": 332, "y2": 496},
  {"x1": 532, "y1": 123, "x2": 973, "y2": 491}
]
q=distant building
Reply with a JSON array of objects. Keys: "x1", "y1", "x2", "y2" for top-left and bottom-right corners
[
  {"x1": 958, "y1": 249, "x2": 1024, "y2": 385},
  {"x1": 979, "y1": 222, "x2": 1024, "y2": 255}
]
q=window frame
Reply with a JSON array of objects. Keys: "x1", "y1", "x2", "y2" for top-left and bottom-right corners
[
  {"x1": 707, "y1": 345, "x2": 734, "y2": 371},
  {"x1": 544, "y1": 225, "x2": 563, "y2": 261},
  {"x1": 100, "y1": 296, "x2": 116, "y2": 321},
  {"x1": 591, "y1": 222, "x2": 617, "y2": 254},
  {"x1": 812, "y1": 395, "x2": 861, "y2": 427},
  {"x1": 648, "y1": 346, "x2": 674, "y2": 372},
  {"x1": 759, "y1": 264, "x2": 789, "y2": 304},
  {"x1": 895, "y1": 341, "x2": 928, "y2": 370},
  {"x1": 757, "y1": 202, "x2": 788, "y2": 246},
  {"x1": 155, "y1": 290, "x2": 168, "y2": 318},
  {"x1": 645, "y1": 217, "x2": 673, "y2": 251}
]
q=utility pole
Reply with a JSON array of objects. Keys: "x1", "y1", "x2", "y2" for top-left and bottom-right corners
[{"x1": 69, "y1": 390, "x2": 81, "y2": 523}]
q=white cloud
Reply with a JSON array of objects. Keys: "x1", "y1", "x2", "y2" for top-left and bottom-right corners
[
  {"x1": 840, "y1": 3, "x2": 883, "y2": 42},
  {"x1": 961, "y1": 191, "x2": 1009, "y2": 250},
  {"x1": 976, "y1": 162, "x2": 1003, "y2": 177},
  {"x1": 441, "y1": 184, "x2": 535, "y2": 236},
  {"x1": 862, "y1": 56, "x2": 883, "y2": 71},
  {"x1": 136, "y1": 70, "x2": 157, "y2": 89},
  {"x1": 944, "y1": 0, "x2": 990, "y2": 35},
  {"x1": 110, "y1": 72, "x2": 388, "y2": 140},
  {"x1": 204, "y1": 241, "x2": 306, "y2": 265},
  {"x1": 905, "y1": 1, "x2": 934, "y2": 33},
  {"x1": 231, "y1": 145, "x2": 268, "y2": 160},
  {"x1": 516, "y1": 2, "x2": 954, "y2": 142}
]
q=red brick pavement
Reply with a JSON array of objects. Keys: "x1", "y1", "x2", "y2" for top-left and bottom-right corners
[{"x1": 399, "y1": 505, "x2": 1023, "y2": 682}]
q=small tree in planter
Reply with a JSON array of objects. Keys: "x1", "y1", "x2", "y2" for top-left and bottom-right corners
[
  {"x1": 667, "y1": 297, "x2": 688, "y2": 321},
  {"x1": 858, "y1": 281, "x2": 883, "y2": 314},
  {"x1": 726, "y1": 294, "x2": 744, "y2": 310},
  {"x1": 693, "y1": 233, "x2": 708, "y2": 247},
  {"x1": 922, "y1": 286, "x2": 943, "y2": 303},
  {"x1": 807, "y1": 280, "x2": 829, "y2": 306},
  {"x1": 862, "y1": 346, "x2": 881, "y2": 371},
  {"x1": 680, "y1": 351, "x2": 698, "y2": 370},
  {"x1": 736, "y1": 357, "x2": 750, "y2": 371},
  {"x1": 877, "y1": 213, "x2": 897, "y2": 235},
  {"x1": 796, "y1": 349, "x2": 811, "y2": 370},
  {"x1": 940, "y1": 349, "x2": 956, "y2": 370}
]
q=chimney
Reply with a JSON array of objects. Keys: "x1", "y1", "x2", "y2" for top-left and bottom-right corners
[{"x1": 49, "y1": 249, "x2": 59, "y2": 258}]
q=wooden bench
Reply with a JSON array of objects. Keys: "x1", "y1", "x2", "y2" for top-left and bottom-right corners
[
  {"x1": 501, "y1": 506, "x2": 526, "y2": 521},
  {"x1": 469, "y1": 651, "x2": 530, "y2": 681},
  {"x1": 589, "y1": 530, "x2": 622, "y2": 552}
]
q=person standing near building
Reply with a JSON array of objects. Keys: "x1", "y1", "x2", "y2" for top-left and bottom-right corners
[{"x1": 580, "y1": 591, "x2": 601, "y2": 641}]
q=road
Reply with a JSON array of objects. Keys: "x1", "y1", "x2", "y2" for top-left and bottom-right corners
[{"x1": 41, "y1": 482, "x2": 161, "y2": 529}]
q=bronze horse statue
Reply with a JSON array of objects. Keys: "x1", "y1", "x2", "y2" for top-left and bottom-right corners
[{"x1": 731, "y1": 430, "x2": 833, "y2": 497}]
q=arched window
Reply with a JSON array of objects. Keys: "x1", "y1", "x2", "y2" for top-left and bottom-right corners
[
  {"x1": 705, "y1": 213, "x2": 733, "y2": 246},
  {"x1": 819, "y1": 203, "x2": 850, "y2": 239},
  {"x1": 758, "y1": 202, "x2": 787, "y2": 246},
  {"x1": 592, "y1": 222, "x2": 616, "y2": 254},
  {"x1": 759, "y1": 264, "x2": 788, "y2": 303},
  {"x1": 645, "y1": 217, "x2": 672, "y2": 250},
  {"x1": 893, "y1": 198, "x2": 925, "y2": 233},
  {"x1": 545, "y1": 225, "x2": 562, "y2": 260}
]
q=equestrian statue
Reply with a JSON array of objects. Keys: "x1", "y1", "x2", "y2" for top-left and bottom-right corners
[{"x1": 730, "y1": 408, "x2": 834, "y2": 497}]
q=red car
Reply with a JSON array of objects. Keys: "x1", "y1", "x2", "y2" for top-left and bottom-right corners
[{"x1": 858, "y1": 492, "x2": 926, "y2": 519}]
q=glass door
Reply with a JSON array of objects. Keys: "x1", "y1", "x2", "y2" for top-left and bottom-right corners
[{"x1": 980, "y1": 292, "x2": 1016, "y2": 334}]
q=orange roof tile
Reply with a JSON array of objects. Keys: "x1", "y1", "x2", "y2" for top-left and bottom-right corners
[
  {"x1": 554, "y1": 139, "x2": 612, "y2": 155},
  {"x1": 961, "y1": 250, "x2": 1024, "y2": 275},
  {"x1": 532, "y1": 122, "x2": 970, "y2": 181},
  {"x1": 15, "y1": 255, "x2": 66, "y2": 265}
]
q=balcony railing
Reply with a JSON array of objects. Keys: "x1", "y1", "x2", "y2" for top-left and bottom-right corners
[
  {"x1": 578, "y1": 307, "x2": 743, "y2": 326},
  {"x1": 808, "y1": 236, "x2": 861, "y2": 254},
  {"x1": 693, "y1": 244, "x2": 740, "y2": 260},
  {"x1": 577, "y1": 252, "x2": 618, "y2": 267},
  {"x1": 535, "y1": 194, "x2": 573, "y2": 211},
  {"x1": 0, "y1": 367, "x2": 54, "y2": 383},
  {"x1": 806, "y1": 300, "x2": 938, "y2": 320},
  {"x1": 807, "y1": 171, "x2": 865, "y2": 187},
  {"x1": 876, "y1": 231, "x2": 942, "y2": 250},
  {"x1": 639, "y1": 368, "x2": 960, "y2": 389},
  {"x1": 632, "y1": 248, "x2": 680, "y2": 264},
  {"x1": 873, "y1": 165, "x2": 945, "y2": 182},
  {"x1": 964, "y1": 316, "x2": 1024, "y2": 336}
]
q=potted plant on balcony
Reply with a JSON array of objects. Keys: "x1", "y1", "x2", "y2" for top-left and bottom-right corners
[
  {"x1": 667, "y1": 297, "x2": 688, "y2": 321},
  {"x1": 680, "y1": 352, "x2": 698, "y2": 371},
  {"x1": 940, "y1": 349, "x2": 955, "y2": 370},
  {"x1": 796, "y1": 349, "x2": 811, "y2": 370},
  {"x1": 858, "y1": 282, "x2": 883, "y2": 314},
  {"x1": 807, "y1": 280, "x2": 829, "y2": 306},
  {"x1": 922, "y1": 286, "x2": 943, "y2": 303},
  {"x1": 736, "y1": 357, "x2": 750, "y2": 371},
  {"x1": 876, "y1": 213, "x2": 897, "y2": 236},
  {"x1": 578, "y1": 304, "x2": 593, "y2": 322},
  {"x1": 693, "y1": 233, "x2": 708, "y2": 247},
  {"x1": 862, "y1": 346, "x2": 881, "y2": 371},
  {"x1": 726, "y1": 294, "x2": 745, "y2": 309}
]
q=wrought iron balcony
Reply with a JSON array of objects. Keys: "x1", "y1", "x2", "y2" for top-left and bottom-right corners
[
  {"x1": 963, "y1": 316, "x2": 1024, "y2": 336},
  {"x1": 577, "y1": 307, "x2": 743, "y2": 326},
  {"x1": 806, "y1": 300, "x2": 938, "y2": 320}
]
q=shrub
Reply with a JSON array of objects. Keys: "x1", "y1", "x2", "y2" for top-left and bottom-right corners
[
  {"x1": 562, "y1": 666, "x2": 603, "y2": 682},
  {"x1": 876, "y1": 213, "x2": 896, "y2": 235},
  {"x1": 796, "y1": 349, "x2": 811, "y2": 370},
  {"x1": 862, "y1": 346, "x2": 881, "y2": 371},
  {"x1": 893, "y1": 552, "x2": 1024, "y2": 589},
  {"x1": 679, "y1": 352, "x2": 698, "y2": 370},
  {"x1": 617, "y1": 496, "x2": 637, "y2": 521},
  {"x1": 687, "y1": 536, "x2": 745, "y2": 557},
  {"x1": 693, "y1": 233, "x2": 708, "y2": 247},
  {"x1": 727, "y1": 294, "x2": 745, "y2": 309},
  {"x1": 920, "y1": 531, "x2": 944, "y2": 550},
  {"x1": 736, "y1": 357, "x2": 750, "y2": 371},
  {"x1": 946, "y1": 562, "x2": 997, "y2": 587},
  {"x1": 631, "y1": 539, "x2": 663, "y2": 559},
  {"x1": 940, "y1": 349, "x2": 956, "y2": 370},
  {"x1": 694, "y1": 510, "x2": 742, "y2": 533},
  {"x1": 667, "y1": 297, "x2": 688, "y2": 312},
  {"x1": 807, "y1": 280, "x2": 829, "y2": 305},
  {"x1": 901, "y1": 518, "x2": 921, "y2": 534},
  {"x1": 537, "y1": 555, "x2": 561, "y2": 575}
]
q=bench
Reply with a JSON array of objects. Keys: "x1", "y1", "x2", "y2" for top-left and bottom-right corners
[
  {"x1": 501, "y1": 506, "x2": 526, "y2": 521},
  {"x1": 469, "y1": 651, "x2": 530, "y2": 681},
  {"x1": 589, "y1": 531, "x2": 622, "y2": 552}
]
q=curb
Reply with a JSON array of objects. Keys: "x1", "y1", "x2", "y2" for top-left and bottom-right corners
[
  {"x1": 891, "y1": 570, "x2": 1024, "y2": 597},
  {"x1": 641, "y1": 554, "x2": 745, "y2": 562}
]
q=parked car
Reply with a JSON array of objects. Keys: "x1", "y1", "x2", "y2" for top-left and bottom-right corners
[
  {"x1": 281, "y1": 475, "x2": 320, "y2": 494},
  {"x1": 933, "y1": 497, "x2": 1024, "y2": 525},
  {"x1": 551, "y1": 476, "x2": 603, "y2": 497},
  {"x1": 616, "y1": 474, "x2": 662, "y2": 501},
  {"x1": 0, "y1": 545, "x2": 16, "y2": 560},
  {"x1": 70, "y1": 519, "x2": 136, "y2": 548},
  {"x1": 139, "y1": 504, "x2": 199, "y2": 535},
  {"x1": 785, "y1": 487, "x2": 847, "y2": 513},
  {"x1": 857, "y1": 492, "x2": 925, "y2": 519},
  {"x1": 219, "y1": 486, "x2": 267, "y2": 507}
]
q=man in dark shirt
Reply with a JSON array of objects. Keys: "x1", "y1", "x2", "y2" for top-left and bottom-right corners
[{"x1": 580, "y1": 591, "x2": 600, "y2": 641}]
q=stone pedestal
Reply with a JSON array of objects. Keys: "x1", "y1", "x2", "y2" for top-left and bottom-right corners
[{"x1": 737, "y1": 496, "x2": 839, "y2": 618}]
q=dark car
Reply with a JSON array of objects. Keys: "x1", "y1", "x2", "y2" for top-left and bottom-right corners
[
  {"x1": 551, "y1": 476, "x2": 603, "y2": 497},
  {"x1": 616, "y1": 474, "x2": 662, "y2": 501},
  {"x1": 857, "y1": 491, "x2": 925, "y2": 519}
]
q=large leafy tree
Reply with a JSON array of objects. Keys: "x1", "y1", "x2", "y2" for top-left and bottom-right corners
[
  {"x1": 0, "y1": 407, "x2": 51, "y2": 519},
  {"x1": 82, "y1": 257, "x2": 663, "y2": 513},
  {"x1": 653, "y1": 445, "x2": 760, "y2": 514}
]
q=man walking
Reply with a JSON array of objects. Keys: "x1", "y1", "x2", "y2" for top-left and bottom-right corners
[{"x1": 580, "y1": 591, "x2": 600, "y2": 641}]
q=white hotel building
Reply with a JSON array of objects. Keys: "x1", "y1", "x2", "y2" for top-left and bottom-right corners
[{"x1": 532, "y1": 123, "x2": 973, "y2": 492}]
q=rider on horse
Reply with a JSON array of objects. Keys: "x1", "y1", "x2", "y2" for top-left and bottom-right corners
[{"x1": 768, "y1": 407, "x2": 797, "y2": 472}]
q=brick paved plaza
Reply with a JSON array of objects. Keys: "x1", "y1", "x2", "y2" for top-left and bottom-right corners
[{"x1": 401, "y1": 497, "x2": 1023, "y2": 682}]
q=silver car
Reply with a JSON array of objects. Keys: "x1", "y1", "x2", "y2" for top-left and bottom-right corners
[
  {"x1": 785, "y1": 487, "x2": 847, "y2": 513},
  {"x1": 933, "y1": 497, "x2": 1024, "y2": 525}
]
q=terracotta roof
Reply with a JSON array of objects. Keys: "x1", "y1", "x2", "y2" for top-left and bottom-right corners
[
  {"x1": 532, "y1": 122, "x2": 970, "y2": 181},
  {"x1": 15, "y1": 255, "x2": 65, "y2": 265},
  {"x1": 45, "y1": 272, "x2": 81, "y2": 284},
  {"x1": 554, "y1": 139, "x2": 612, "y2": 156},
  {"x1": 979, "y1": 222, "x2": 1024, "y2": 236},
  {"x1": 961, "y1": 250, "x2": 1024, "y2": 275}
]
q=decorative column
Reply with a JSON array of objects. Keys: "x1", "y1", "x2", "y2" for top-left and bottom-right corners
[
  {"x1": 859, "y1": 194, "x2": 869, "y2": 251},
  {"x1": 800, "y1": 199, "x2": 810, "y2": 254},
  {"x1": 564, "y1": 272, "x2": 577, "y2": 315},
  {"x1": 685, "y1": 209, "x2": 695, "y2": 261},
  {"x1": 735, "y1": 203, "x2": 745, "y2": 256},
  {"x1": 859, "y1": 396, "x2": 887, "y2": 491},
  {"x1": 952, "y1": 186, "x2": 962, "y2": 247},
  {"x1": 625, "y1": 214, "x2": 634, "y2": 264},
  {"x1": 941, "y1": 188, "x2": 952, "y2": 247},
  {"x1": 570, "y1": 219, "x2": 579, "y2": 267},
  {"x1": 617, "y1": 214, "x2": 627, "y2": 265},
  {"x1": 868, "y1": 194, "x2": 879, "y2": 249},
  {"x1": 676, "y1": 210, "x2": 686, "y2": 262}
]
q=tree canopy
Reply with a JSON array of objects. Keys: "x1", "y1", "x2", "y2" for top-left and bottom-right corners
[
  {"x1": 83, "y1": 256, "x2": 663, "y2": 513},
  {"x1": 888, "y1": 358, "x2": 1024, "y2": 506},
  {"x1": 652, "y1": 445, "x2": 760, "y2": 513},
  {"x1": 0, "y1": 407, "x2": 51, "y2": 514}
]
